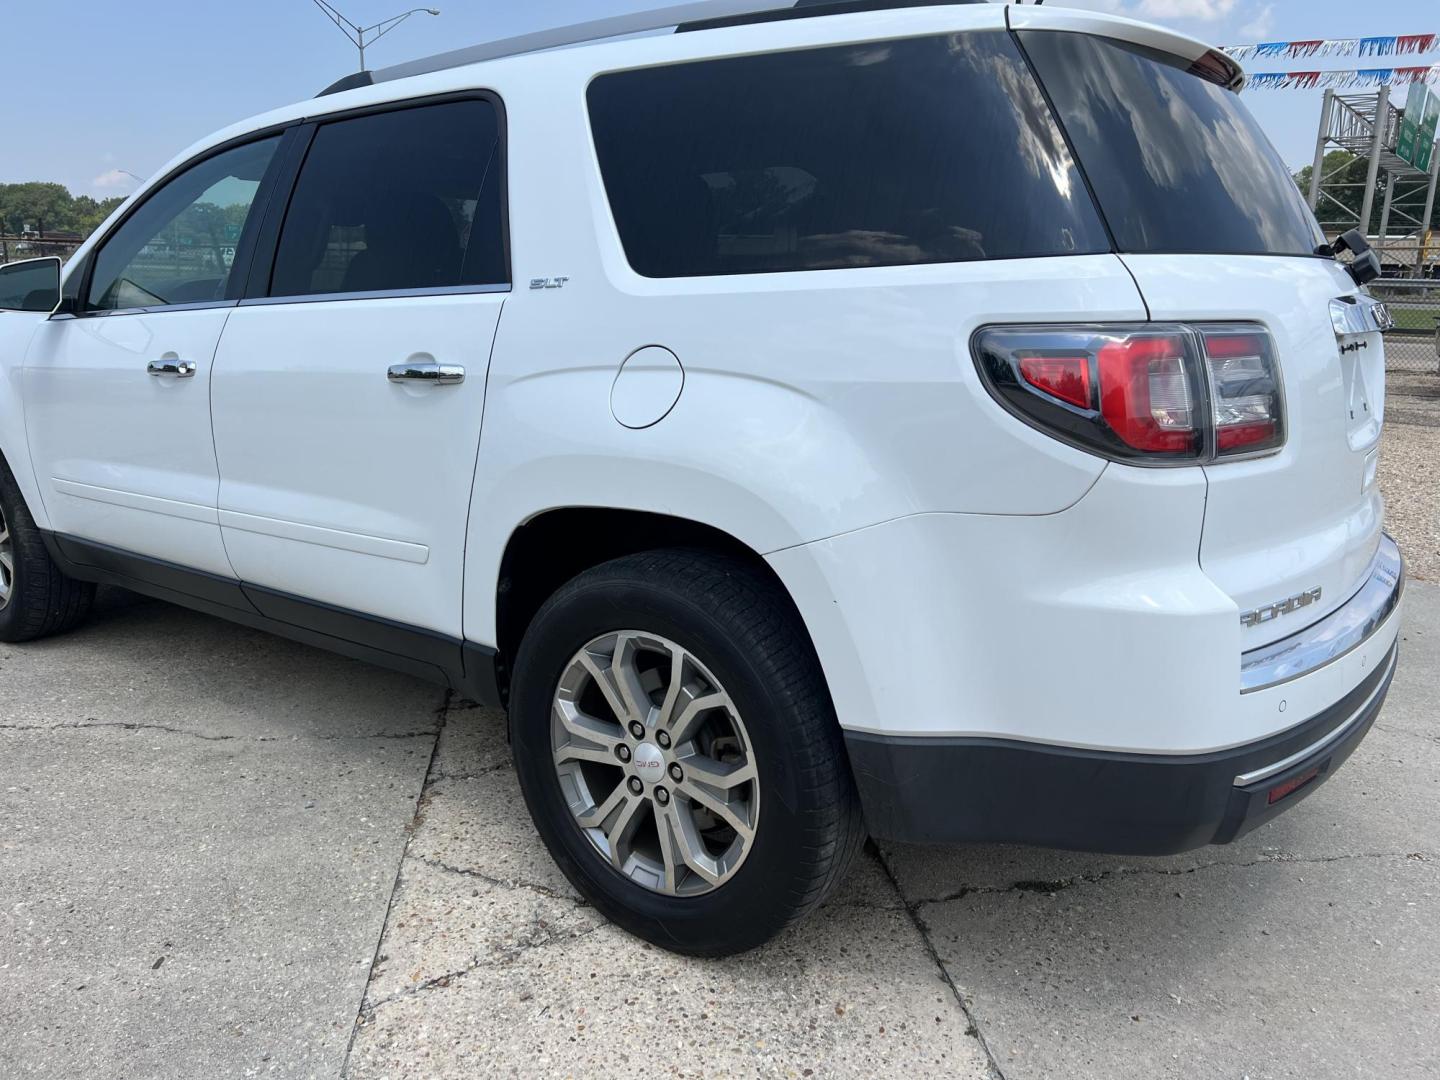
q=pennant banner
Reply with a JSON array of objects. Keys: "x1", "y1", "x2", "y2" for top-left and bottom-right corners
[
  {"x1": 1245, "y1": 65, "x2": 1440, "y2": 91},
  {"x1": 1224, "y1": 34, "x2": 1436, "y2": 62}
]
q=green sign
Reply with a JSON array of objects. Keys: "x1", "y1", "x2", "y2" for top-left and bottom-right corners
[
  {"x1": 1416, "y1": 86, "x2": 1440, "y2": 174},
  {"x1": 1397, "y1": 84, "x2": 1423, "y2": 166}
]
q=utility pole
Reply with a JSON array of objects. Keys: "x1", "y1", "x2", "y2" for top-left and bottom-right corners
[{"x1": 309, "y1": 1, "x2": 441, "y2": 72}]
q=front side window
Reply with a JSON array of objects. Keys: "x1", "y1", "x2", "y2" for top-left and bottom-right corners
[
  {"x1": 269, "y1": 99, "x2": 505, "y2": 298},
  {"x1": 1019, "y1": 32, "x2": 1325, "y2": 257},
  {"x1": 587, "y1": 32, "x2": 1109, "y2": 278},
  {"x1": 87, "y1": 137, "x2": 281, "y2": 311}
]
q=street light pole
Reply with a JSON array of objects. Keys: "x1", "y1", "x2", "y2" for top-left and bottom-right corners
[{"x1": 309, "y1": 1, "x2": 441, "y2": 72}]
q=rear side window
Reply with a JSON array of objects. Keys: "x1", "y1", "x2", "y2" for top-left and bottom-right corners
[
  {"x1": 1020, "y1": 32, "x2": 1324, "y2": 258},
  {"x1": 270, "y1": 99, "x2": 506, "y2": 298},
  {"x1": 587, "y1": 32, "x2": 1108, "y2": 278}
]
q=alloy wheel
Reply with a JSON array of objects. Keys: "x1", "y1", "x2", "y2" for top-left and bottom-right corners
[
  {"x1": 0, "y1": 504, "x2": 13, "y2": 611},
  {"x1": 551, "y1": 630, "x2": 760, "y2": 897}
]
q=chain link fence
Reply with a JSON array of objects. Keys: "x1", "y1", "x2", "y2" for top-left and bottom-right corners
[
  {"x1": 1371, "y1": 279, "x2": 1440, "y2": 374},
  {"x1": 0, "y1": 236, "x2": 83, "y2": 266}
]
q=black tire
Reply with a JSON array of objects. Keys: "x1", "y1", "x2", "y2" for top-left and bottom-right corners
[
  {"x1": 0, "y1": 456, "x2": 95, "y2": 643},
  {"x1": 510, "y1": 548, "x2": 865, "y2": 957}
]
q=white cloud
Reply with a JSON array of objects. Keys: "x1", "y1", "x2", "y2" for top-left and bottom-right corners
[
  {"x1": 1238, "y1": 3, "x2": 1275, "y2": 40},
  {"x1": 1133, "y1": 0, "x2": 1239, "y2": 18},
  {"x1": 92, "y1": 168, "x2": 136, "y2": 190}
]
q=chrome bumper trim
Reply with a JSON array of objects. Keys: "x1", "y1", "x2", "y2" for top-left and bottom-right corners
[
  {"x1": 1240, "y1": 534, "x2": 1404, "y2": 694},
  {"x1": 1234, "y1": 646, "x2": 1396, "y2": 788}
]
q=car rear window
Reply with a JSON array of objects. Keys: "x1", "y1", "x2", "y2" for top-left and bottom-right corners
[
  {"x1": 587, "y1": 31, "x2": 1109, "y2": 278},
  {"x1": 1019, "y1": 31, "x2": 1325, "y2": 258}
]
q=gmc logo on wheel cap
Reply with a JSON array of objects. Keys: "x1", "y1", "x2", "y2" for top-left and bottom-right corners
[{"x1": 632, "y1": 743, "x2": 666, "y2": 776}]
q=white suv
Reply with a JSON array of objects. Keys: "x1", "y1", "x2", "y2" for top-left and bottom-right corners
[{"x1": 0, "y1": 0, "x2": 1404, "y2": 956}]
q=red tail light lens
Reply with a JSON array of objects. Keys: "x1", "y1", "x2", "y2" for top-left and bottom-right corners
[
  {"x1": 1097, "y1": 335, "x2": 1197, "y2": 454},
  {"x1": 973, "y1": 323, "x2": 1283, "y2": 464}
]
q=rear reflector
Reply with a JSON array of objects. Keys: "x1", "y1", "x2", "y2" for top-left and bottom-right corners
[
  {"x1": 972, "y1": 323, "x2": 1284, "y2": 465},
  {"x1": 1019, "y1": 354, "x2": 1091, "y2": 409},
  {"x1": 1267, "y1": 765, "x2": 1321, "y2": 805}
]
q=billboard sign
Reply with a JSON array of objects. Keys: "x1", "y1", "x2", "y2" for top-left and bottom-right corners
[
  {"x1": 1416, "y1": 86, "x2": 1440, "y2": 174},
  {"x1": 1397, "y1": 85, "x2": 1423, "y2": 166}
]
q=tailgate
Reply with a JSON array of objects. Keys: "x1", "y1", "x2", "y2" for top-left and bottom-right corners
[{"x1": 1120, "y1": 255, "x2": 1385, "y2": 648}]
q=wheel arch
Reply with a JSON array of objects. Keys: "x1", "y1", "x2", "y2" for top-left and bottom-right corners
[{"x1": 490, "y1": 507, "x2": 819, "y2": 706}]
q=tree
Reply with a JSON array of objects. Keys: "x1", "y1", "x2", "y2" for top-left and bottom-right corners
[
  {"x1": 1294, "y1": 150, "x2": 1440, "y2": 237},
  {"x1": 0, "y1": 182, "x2": 125, "y2": 237}
]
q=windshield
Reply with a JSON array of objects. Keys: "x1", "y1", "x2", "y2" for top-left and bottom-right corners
[{"x1": 1020, "y1": 31, "x2": 1326, "y2": 258}]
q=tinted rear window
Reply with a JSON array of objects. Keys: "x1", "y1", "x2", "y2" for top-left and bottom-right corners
[
  {"x1": 587, "y1": 32, "x2": 1108, "y2": 278},
  {"x1": 1020, "y1": 31, "x2": 1324, "y2": 258},
  {"x1": 270, "y1": 100, "x2": 505, "y2": 298}
]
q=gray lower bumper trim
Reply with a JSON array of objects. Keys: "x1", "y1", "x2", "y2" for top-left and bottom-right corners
[
  {"x1": 1233, "y1": 646, "x2": 1396, "y2": 786},
  {"x1": 1240, "y1": 534, "x2": 1403, "y2": 694}
]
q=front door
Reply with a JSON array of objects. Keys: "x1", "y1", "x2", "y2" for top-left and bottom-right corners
[
  {"x1": 24, "y1": 136, "x2": 284, "y2": 577},
  {"x1": 210, "y1": 98, "x2": 509, "y2": 638}
]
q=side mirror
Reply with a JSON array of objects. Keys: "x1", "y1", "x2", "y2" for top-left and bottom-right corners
[
  {"x1": 1332, "y1": 229, "x2": 1382, "y2": 286},
  {"x1": 0, "y1": 256, "x2": 63, "y2": 313}
]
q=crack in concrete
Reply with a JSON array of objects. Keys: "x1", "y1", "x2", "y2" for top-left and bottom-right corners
[
  {"x1": 428, "y1": 761, "x2": 512, "y2": 782},
  {"x1": 0, "y1": 720, "x2": 438, "y2": 742},
  {"x1": 0, "y1": 720, "x2": 240, "y2": 741},
  {"x1": 1375, "y1": 721, "x2": 1440, "y2": 748},
  {"x1": 358, "y1": 921, "x2": 603, "y2": 1020},
  {"x1": 339, "y1": 689, "x2": 449, "y2": 1079},
  {"x1": 410, "y1": 853, "x2": 586, "y2": 905},
  {"x1": 871, "y1": 843, "x2": 1009, "y2": 1080},
  {"x1": 911, "y1": 850, "x2": 1435, "y2": 907}
]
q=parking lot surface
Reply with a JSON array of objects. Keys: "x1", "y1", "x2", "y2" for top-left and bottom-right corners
[{"x1": 3, "y1": 584, "x2": 1436, "y2": 1079}]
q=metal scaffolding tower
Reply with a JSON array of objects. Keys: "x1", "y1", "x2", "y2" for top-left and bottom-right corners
[{"x1": 1307, "y1": 87, "x2": 1440, "y2": 275}]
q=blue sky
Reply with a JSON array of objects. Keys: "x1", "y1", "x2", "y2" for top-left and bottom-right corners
[{"x1": 3, "y1": 0, "x2": 1437, "y2": 195}]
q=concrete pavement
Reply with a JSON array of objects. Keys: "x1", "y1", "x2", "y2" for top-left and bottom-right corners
[{"x1": 2, "y1": 585, "x2": 1436, "y2": 1078}]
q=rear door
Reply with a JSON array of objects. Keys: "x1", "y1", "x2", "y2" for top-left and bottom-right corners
[
  {"x1": 210, "y1": 97, "x2": 508, "y2": 638},
  {"x1": 1020, "y1": 26, "x2": 1384, "y2": 648}
]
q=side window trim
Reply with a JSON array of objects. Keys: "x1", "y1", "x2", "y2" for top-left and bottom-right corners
[
  {"x1": 248, "y1": 89, "x2": 513, "y2": 304},
  {"x1": 240, "y1": 123, "x2": 318, "y2": 301},
  {"x1": 75, "y1": 127, "x2": 296, "y2": 319}
]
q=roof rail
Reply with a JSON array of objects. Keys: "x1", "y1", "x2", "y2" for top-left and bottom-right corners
[{"x1": 317, "y1": 0, "x2": 978, "y2": 96}]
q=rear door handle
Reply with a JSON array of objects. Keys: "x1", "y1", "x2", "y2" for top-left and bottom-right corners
[
  {"x1": 387, "y1": 361, "x2": 465, "y2": 385},
  {"x1": 147, "y1": 359, "x2": 196, "y2": 378}
]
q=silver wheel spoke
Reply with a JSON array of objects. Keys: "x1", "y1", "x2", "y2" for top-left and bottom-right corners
[
  {"x1": 575, "y1": 782, "x2": 628, "y2": 830},
  {"x1": 666, "y1": 689, "x2": 730, "y2": 746},
  {"x1": 0, "y1": 550, "x2": 11, "y2": 576},
  {"x1": 658, "y1": 800, "x2": 725, "y2": 888},
  {"x1": 679, "y1": 779, "x2": 755, "y2": 843},
  {"x1": 680, "y1": 754, "x2": 756, "y2": 792},
  {"x1": 553, "y1": 701, "x2": 624, "y2": 758},
  {"x1": 603, "y1": 791, "x2": 649, "y2": 871},
  {"x1": 609, "y1": 633, "x2": 655, "y2": 728}
]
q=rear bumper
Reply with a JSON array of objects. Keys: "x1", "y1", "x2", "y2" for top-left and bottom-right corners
[{"x1": 848, "y1": 641, "x2": 1396, "y2": 853}]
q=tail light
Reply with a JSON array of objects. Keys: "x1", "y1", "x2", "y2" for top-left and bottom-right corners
[
  {"x1": 1201, "y1": 327, "x2": 1285, "y2": 456},
  {"x1": 973, "y1": 323, "x2": 1284, "y2": 464}
]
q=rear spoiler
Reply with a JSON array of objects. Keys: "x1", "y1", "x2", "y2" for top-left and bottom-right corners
[{"x1": 1007, "y1": 4, "x2": 1244, "y2": 91}]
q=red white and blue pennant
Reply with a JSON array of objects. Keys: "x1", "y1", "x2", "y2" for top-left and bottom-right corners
[
  {"x1": 1246, "y1": 66, "x2": 1440, "y2": 91},
  {"x1": 1223, "y1": 35, "x2": 1437, "y2": 62}
]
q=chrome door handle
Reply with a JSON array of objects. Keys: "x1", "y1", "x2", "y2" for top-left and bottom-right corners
[
  {"x1": 147, "y1": 359, "x2": 196, "y2": 378},
  {"x1": 387, "y1": 361, "x2": 465, "y2": 385}
]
